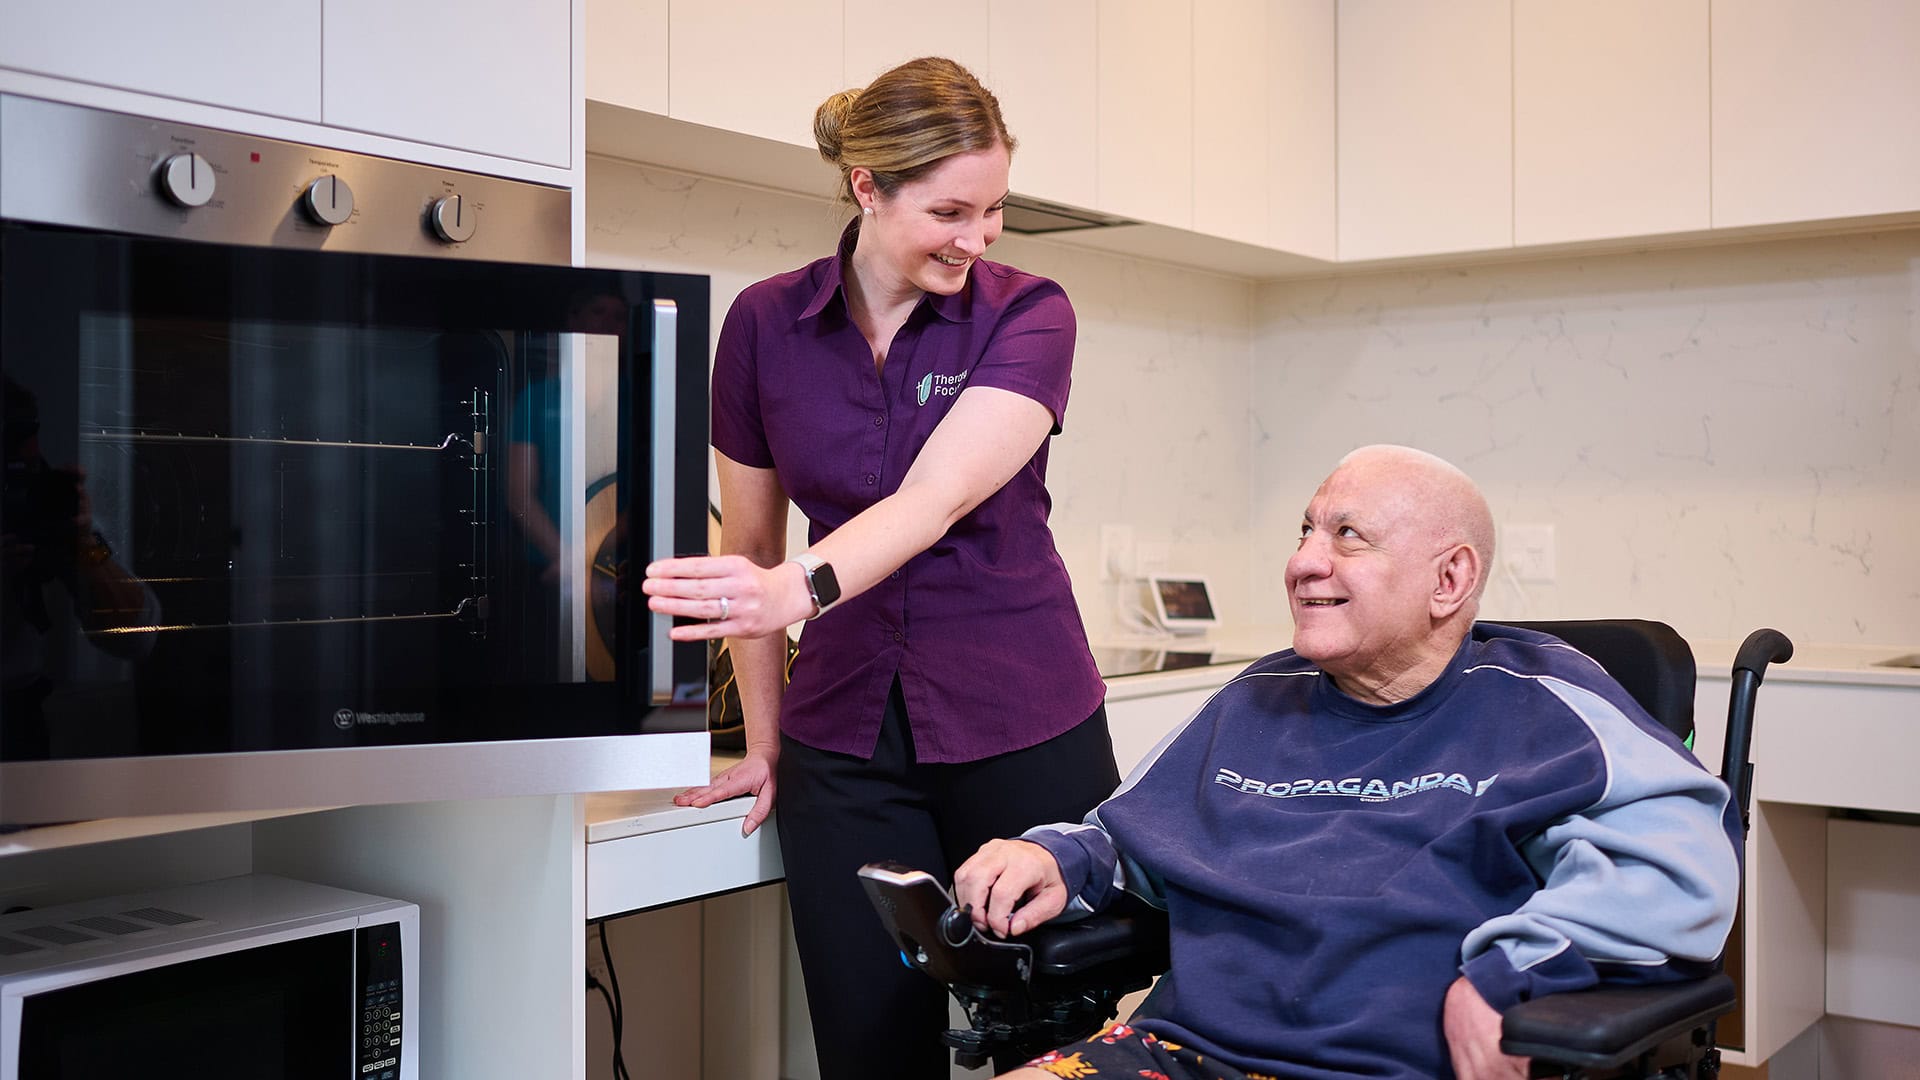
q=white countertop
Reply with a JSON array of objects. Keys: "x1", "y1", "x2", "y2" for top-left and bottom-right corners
[
  {"x1": 1691, "y1": 639, "x2": 1920, "y2": 688},
  {"x1": 1092, "y1": 624, "x2": 1920, "y2": 690},
  {"x1": 585, "y1": 756, "x2": 756, "y2": 843}
]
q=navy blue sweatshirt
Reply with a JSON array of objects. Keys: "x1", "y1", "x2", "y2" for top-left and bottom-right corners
[{"x1": 1024, "y1": 624, "x2": 1740, "y2": 1079}]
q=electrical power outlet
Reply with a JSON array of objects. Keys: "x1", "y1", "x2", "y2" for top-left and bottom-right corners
[
  {"x1": 1134, "y1": 540, "x2": 1171, "y2": 577},
  {"x1": 1504, "y1": 523, "x2": 1557, "y2": 584},
  {"x1": 1098, "y1": 523, "x2": 1135, "y2": 582},
  {"x1": 585, "y1": 922, "x2": 610, "y2": 985}
]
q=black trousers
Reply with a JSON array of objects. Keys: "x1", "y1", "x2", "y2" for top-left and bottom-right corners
[{"x1": 775, "y1": 679, "x2": 1121, "y2": 1080}]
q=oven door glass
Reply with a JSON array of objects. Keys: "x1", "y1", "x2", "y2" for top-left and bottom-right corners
[{"x1": 1, "y1": 225, "x2": 709, "y2": 760}]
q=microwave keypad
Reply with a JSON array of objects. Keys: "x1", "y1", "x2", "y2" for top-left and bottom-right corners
[{"x1": 356, "y1": 921, "x2": 404, "y2": 1077}]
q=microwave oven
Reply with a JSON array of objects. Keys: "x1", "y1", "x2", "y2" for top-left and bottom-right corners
[
  {"x1": 0, "y1": 95, "x2": 712, "y2": 821},
  {"x1": 0, "y1": 874, "x2": 417, "y2": 1080}
]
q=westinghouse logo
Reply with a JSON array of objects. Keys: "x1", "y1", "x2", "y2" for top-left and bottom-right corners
[{"x1": 332, "y1": 708, "x2": 428, "y2": 730}]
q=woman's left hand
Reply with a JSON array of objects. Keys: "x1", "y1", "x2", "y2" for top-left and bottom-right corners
[{"x1": 643, "y1": 554, "x2": 809, "y2": 641}]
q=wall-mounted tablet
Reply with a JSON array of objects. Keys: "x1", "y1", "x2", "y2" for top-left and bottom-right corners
[{"x1": 1146, "y1": 574, "x2": 1219, "y2": 634}]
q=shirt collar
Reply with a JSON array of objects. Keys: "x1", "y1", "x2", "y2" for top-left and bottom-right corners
[{"x1": 797, "y1": 217, "x2": 972, "y2": 324}]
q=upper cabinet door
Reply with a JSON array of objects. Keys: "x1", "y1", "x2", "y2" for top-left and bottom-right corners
[
  {"x1": 1338, "y1": 0, "x2": 1511, "y2": 260},
  {"x1": 1193, "y1": 0, "x2": 1269, "y2": 247},
  {"x1": 1267, "y1": 0, "x2": 1336, "y2": 260},
  {"x1": 1099, "y1": 0, "x2": 1193, "y2": 228},
  {"x1": 670, "y1": 0, "x2": 842, "y2": 150},
  {"x1": 1513, "y1": 0, "x2": 1708, "y2": 245},
  {"x1": 324, "y1": 0, "x2": 572, "y2": 167},
  {"x1": 0, "y1": 0, "x2": 321, "y2": 122},
  {"x1": 1712, "y1": 0, "x2": 1920, "y2": 228},
  {"x1": 586, "y1": 0, "x2": 668, "y2": 115},
  {"x1": 989, "y1": 0, "x2": 1097, "y2": 210},
  {"x1": 843, "y1": 0, "x2": 990, "y2": 88}
]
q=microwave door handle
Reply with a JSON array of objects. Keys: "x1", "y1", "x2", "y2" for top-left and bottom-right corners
[{"x1": 649, "y1": 299, "x2": 678, "y2": 706}]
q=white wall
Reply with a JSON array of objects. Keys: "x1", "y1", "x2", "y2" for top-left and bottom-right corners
[
  {"x1": 584, "y1": 156, "x2": 1257, "y2": 638},
  {"x1": 1253, "y1": 230, "x2": 1920, "y2": 648}
]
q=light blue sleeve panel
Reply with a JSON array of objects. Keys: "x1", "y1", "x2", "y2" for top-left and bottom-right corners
[{"x1": 1462, "y1": 676, "x2": 1739, "y2": 998}]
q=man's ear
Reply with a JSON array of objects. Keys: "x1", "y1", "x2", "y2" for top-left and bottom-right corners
[{"x1": 1431, "y1": 543, "x2": 1481, "y2": 619}]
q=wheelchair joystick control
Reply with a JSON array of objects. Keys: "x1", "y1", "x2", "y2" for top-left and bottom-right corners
[{"x1": 941, "y1": 905, "x2": 976, "y2": 947}]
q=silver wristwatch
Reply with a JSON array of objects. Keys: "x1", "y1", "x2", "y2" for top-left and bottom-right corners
[{"x1": 787, "y1": 552, "x2": 842, "y2": 619}]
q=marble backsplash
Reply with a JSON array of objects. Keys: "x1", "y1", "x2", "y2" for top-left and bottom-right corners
[
  {"x1": 1255, "y1": 230, "x2": 1920, "y2": 648},
  {"x1": 587, "y1": 153, "x2": 1919, "y2": 651}
]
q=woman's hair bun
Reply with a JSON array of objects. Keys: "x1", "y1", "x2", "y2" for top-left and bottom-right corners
[{"x1": 813, "y1": 88, "x2": 861, "y2": 164}]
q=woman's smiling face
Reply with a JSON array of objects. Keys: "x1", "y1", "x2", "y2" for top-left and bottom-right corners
[{"x1": 853, "y1": 142, "x2": 1010, "y2": 298}]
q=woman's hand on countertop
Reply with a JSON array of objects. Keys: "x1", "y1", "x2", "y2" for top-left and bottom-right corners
[
  {"x1": 673, "y1": 745, "x2": 778, "y2": 837},
  {"x1": 644, "y1": 554, "x2": 811, "y2": 641}
]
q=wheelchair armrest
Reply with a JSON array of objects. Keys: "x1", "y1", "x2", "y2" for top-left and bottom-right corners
[
  {"x1": 1499, "y1": 972, "x2": 1735, "y2": 1068},
  {"x1": 1024, "y1": 902, "x2": 1170, "y2": 980}
]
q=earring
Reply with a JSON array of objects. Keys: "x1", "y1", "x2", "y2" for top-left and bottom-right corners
[{"x1": 862, "y1": 206, "x2": 873, "y2": 215}]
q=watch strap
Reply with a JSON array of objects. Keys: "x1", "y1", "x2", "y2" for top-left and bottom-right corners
[{"x1": 788, "y1": 553, "x2": 829, "y2": 618}]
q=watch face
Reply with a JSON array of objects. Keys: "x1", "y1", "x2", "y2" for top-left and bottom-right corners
[{"x1": 812, "y1": 562, "x2": 842, "y2": 608}]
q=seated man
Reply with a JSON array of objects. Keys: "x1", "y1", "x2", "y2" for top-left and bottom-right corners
[{"x1": 954, "y1": 445, "x2": 1740, "y2": 1080}]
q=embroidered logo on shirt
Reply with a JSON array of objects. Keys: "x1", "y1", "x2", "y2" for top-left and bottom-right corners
[
  {"x1": 1213, "y1": 767, "x2": 1500, "y2": 802},
  {"x1": 916, "y1": 371, "x2": 968, "y2": 405}
]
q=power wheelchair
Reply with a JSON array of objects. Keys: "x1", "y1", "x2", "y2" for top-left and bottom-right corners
[{"x1": 860, "y1": 620, "x2": 1794, "y2": 1078}]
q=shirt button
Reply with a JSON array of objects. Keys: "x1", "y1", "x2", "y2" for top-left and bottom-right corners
[
  {"x1": 889, "y1": 571, "x2": 900, "y2": 580},
  {"x1": 892, "y1": 631, "x2": 904, "y2": 643},
  {"x1": 864, "y1": 473, "x2": 876, "y2": 485},
  {"x1": 873, "y1": 415, "x2": 884, "y2": 427}
]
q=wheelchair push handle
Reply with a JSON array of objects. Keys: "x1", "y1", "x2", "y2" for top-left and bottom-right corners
[
  {"x1": 1732, "y1": 628, "x2": 1793, "y2": 682},
  {"x1": 1722, "y1": 627, "x2": 1793, "y2": 832}
]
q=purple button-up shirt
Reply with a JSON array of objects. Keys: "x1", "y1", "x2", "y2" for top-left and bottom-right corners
[{"x1": 711, "y1": 223, "x2": 1105, "y2": 762}]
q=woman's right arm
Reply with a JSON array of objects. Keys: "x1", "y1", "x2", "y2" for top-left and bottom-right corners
[{"x1": 671, "y1": 450, "x2": 789, "y2": 837}]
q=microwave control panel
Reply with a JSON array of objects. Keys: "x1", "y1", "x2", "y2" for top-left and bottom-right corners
[{"x1": 356, "y1": 921, "x2": 406, "y2": 1080}]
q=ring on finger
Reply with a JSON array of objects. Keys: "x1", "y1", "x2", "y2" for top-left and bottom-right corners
[{"x1": 718, "y1": 595, "x2": 731, "y2": 620}]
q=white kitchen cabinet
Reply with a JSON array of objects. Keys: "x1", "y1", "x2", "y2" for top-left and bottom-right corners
[
  {"x1": 1825, "y1": 818, "x2": 1920, "y2": 1029},
  {"x1": 1266, "y1": 0, "x2": 1337, "y2": 261},
  {"x1": 1192, "y1": 0, "x2": 1269, "y2": 247},
  {"x1": 1513, "y1": 0, "x2": 1709, "y2": 246},
  {"x1": 843, "y1": 0, "x2": 990, "y2": 89},
  {"x1": 988, "y1": 0, "x2": 1098, "y2": 211},
  {"x1": 1337, "y1": 0, "x2": 1511, "y2": 261},
  {"x1": 1105, "y1": 679, "x2": 1221, "y2": 776},
  {"x1": 323, "y1": 0, "x2": 572, "y2": 167},
  {"x1": 1711, "y1": 0, "x2": 1920, "y2": 228},
  {"x1": 586, "y1": 0, "x2": 668, "y2": 116},
  {"x1": 0, "y1": 0, "x2": 320, "y2": 122},
  {"x1": 669, "y1": 0, "x2": 842, "y2": 150},
  {"x1": 1097, "y1": 0, "x2": 1193, "y2": 229}
]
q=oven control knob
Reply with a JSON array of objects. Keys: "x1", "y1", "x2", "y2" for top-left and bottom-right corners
[
  {"x1": 429, "y1": 194, "x2": 477, "y2": 243},
  {"x1": 303, "y1": 175, "x2": 356, "y2": 226},
  {"x1": 160, "y1": 152, "x2": 216, "y2": 208}
]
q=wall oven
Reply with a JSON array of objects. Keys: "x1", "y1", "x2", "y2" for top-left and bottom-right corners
[{"x1": 0, "y1": 95, "x2": 710, "y2": 822}]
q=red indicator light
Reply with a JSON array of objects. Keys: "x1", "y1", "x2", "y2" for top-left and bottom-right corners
[{"x1": 250, "y1": 152, "x2": 260, "y2": 163}]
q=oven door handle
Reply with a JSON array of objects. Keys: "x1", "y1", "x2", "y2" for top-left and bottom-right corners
[{"x1": 649, "y1": 298, "x2": 679, "y2": 706}]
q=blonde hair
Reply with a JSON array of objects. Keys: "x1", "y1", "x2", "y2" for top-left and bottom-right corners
[{"x1": 814, "y1": 57, "x2": 1016, "y2": 207}]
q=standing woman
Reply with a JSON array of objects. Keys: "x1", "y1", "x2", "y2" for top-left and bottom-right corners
[{"x1": 644, "y1": 57, "x2": 1119, "y2": 1078}]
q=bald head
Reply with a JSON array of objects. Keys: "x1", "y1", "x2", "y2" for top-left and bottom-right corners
[
  {"x1": 1332, "y1": 445, "x2": 1496, "y2": 606},
  {"x1": 1284, "y1": 445, "x2": 1497, "y2": 705}
]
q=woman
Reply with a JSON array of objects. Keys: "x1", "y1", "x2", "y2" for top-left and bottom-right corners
[{"x1": 644, "y1": 57, "x2": 1119, "y2": 1078}]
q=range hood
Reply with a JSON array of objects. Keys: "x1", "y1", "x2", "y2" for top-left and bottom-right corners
[{"x1": 1000, "y1": 193, "x2": 1137, "y2": 234}]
